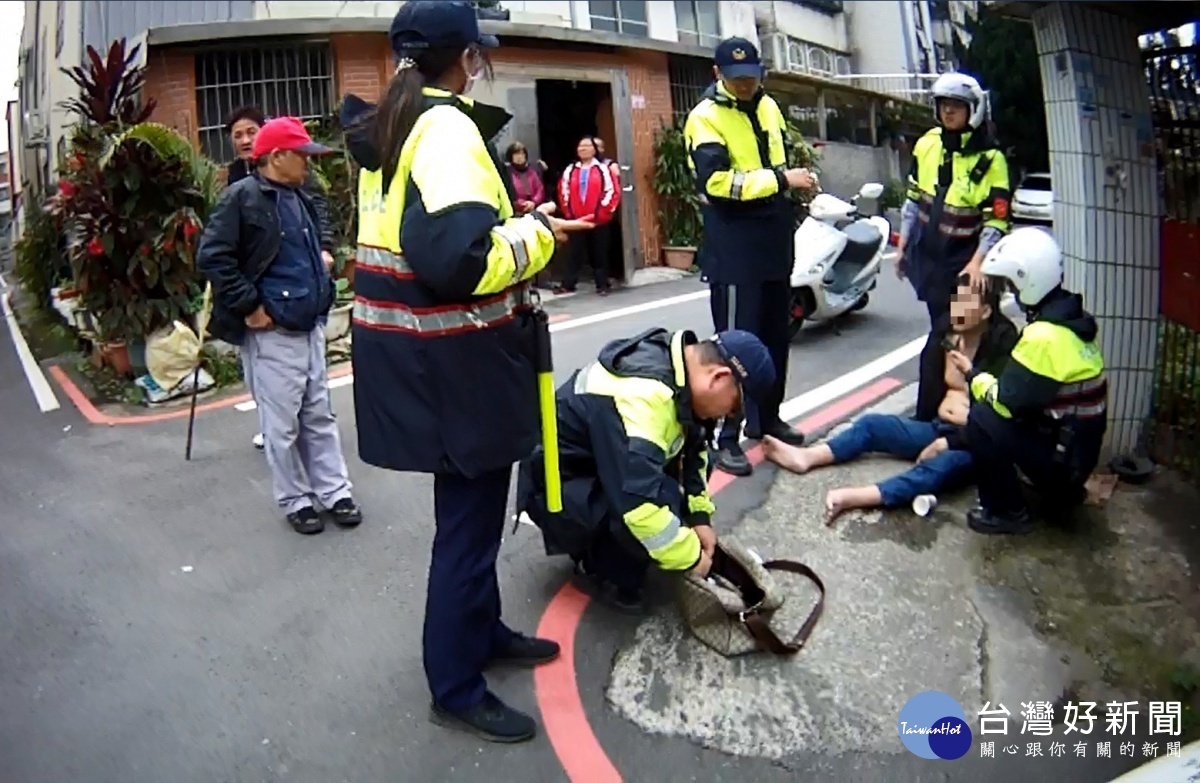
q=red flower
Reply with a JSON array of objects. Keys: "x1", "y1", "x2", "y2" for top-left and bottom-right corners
[
  {"x1": 182, "y1": 219, "x2": 199, "y2": 240},
  {"x1": 59, "y1": 180, "x2": 78, "y2": 199},
  {"x1": 163, "y1": 238, "x2": 175, "y2": 253},
  {"x1": 86, "y1": 237, "x2": 104, "y2": 257}
]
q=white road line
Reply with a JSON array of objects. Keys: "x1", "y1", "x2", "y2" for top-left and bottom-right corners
[
  {"x1": 235, "y1": 262, "x2": 903, "y2": 413},
  {"x1": 515, "y1": 331, "x2": 922, "y2": 528},
  {"x1": 0, "y1": 280, "x2": 61, "y2": 413}
]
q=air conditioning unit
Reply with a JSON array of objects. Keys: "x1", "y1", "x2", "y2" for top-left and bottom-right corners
[{"x1": 23, "y1": 110, "x2": 48, "y2": 147}]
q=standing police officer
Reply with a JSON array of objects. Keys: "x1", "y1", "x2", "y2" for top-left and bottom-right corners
[
  {"x1": 896, "y1": 72, "x2": 1012, "y2": 323},
  {"x1": 947, "y1": 229, "x2": 1107, "y2": 534},
  {"x1": 684, "y1": 37, "x2": 815, "y2": 476},
  {"x1": 341, "y1": 0, "x2": 589, "y2": 744}
]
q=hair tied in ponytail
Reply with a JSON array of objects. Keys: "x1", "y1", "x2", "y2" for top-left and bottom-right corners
[{"x1": 395, "y1": 57, "x2": 417, "y2": 75}]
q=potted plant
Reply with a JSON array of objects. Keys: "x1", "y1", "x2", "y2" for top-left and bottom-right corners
[
  {"x1": 306, "y1": 115, "x2": 360, "y2": 285},
  {"x1": 652, "y1": 119, "x2": 703, "y2": 269},
  {"x1": 49, "y1": 39, "x2": 213, "y2": 376}
]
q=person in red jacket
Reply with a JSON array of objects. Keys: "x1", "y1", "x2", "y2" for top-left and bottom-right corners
[{"x1": 554, "y1": 136, "x2": 618, "y2": 296}]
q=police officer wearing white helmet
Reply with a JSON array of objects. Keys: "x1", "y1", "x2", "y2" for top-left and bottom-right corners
[
  {"x1": 897, "y1": 73, "x2": 1011, "y2": 312},
  {"x1": 944, "y1": 228, "x2": 1108, "y2": 534}
]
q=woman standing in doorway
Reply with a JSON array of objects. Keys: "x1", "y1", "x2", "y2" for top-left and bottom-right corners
[
  {"x1": 504, "y1": 141, "x2": 547, "y2": 214},
  {"x1": 554, "y1": 136, "x2": 619, "y2": 296}
]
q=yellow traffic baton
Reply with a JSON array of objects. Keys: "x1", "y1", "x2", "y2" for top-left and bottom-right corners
[{"x1": 531, "y1": 305, "x2": 562, "y2": 513}]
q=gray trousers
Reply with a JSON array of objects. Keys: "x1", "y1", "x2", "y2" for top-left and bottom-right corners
[{"x1": 241, "y1": 326, "x2": 353, "y2": 514}]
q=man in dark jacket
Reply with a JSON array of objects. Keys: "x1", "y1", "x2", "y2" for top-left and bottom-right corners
[
  {"x1": 763, "y1": 278, "x2": 1018, "y2": 523},
  {"x1": 517, "y1": 327, "x2": 776, "y2": 613},
  {"x1": 197, "y1": 117, "x2": 362, "y2": 535},
  {"x1": 224, "y1": 106, "x2": 338, "y2": 451}
]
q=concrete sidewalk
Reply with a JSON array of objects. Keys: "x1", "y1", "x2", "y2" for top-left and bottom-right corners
[{"x1": 606, "y1": 383, "x2": 1200, "y2": 775}]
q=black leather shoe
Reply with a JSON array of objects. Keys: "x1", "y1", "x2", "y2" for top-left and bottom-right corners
[
  {"x1": 328, "y1": 497, "x2": 363, "y2": 527},
  {"x1": 967, "y1": 505, "x2": 1035, "y2": 535},
  {"x1": 714, "y1": 444, "x2": 752, "y2": 476},
  {"x1": 491, "y1": 633, "x2": 561, "y2": 667},
  {"x1": 287, "y1": 506, "x2": 324, "y2": 535},
  {"x1": 430, "y1": 691, "x2": 536, "y2": 743},
  {"x1": 755, "y1": 422, "x2": 806, "y2": 446}
]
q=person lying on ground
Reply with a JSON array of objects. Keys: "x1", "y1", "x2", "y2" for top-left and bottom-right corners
[
  {"x1": 517, "y1": 328, "x2": 776, "y2": 613},
  {"x1": 762, "y1": 277, "x2": 1018, "y2": 524}
]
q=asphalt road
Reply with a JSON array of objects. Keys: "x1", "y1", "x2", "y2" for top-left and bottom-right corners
[{"x1": 0, "y1": 264, "x2": 938, "y2": 783}]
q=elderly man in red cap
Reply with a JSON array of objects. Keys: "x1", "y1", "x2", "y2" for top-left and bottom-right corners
[{"x1": 198, "y1": 117, "x2": 364, "y2": 535}]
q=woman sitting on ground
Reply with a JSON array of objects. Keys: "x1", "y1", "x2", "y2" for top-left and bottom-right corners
[{"x1": 763, "y1": 278, "x2": 1018, "y2": 523}]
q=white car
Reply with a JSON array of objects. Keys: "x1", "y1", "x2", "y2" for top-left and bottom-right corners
[{"x1": 1012, "y1": 172, "x2": 1054, "y2": 224}]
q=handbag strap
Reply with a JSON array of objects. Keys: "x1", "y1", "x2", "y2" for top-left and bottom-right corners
[{"x1": 741, "y1": 560, "x2": 826, "y2": 655}]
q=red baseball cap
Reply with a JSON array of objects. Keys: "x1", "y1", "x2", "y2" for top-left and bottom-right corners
[{"x1": 251, "y1": 116, "x2": 332, "y2": 158}]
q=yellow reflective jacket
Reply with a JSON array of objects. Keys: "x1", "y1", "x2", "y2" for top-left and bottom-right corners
[
  {"x1": 683, "y1": 81, "x2": 794, "y2": 284},
  {"x1": 906, "y1": 127, "x2": 1011, "y2": 282},
  {"x1": 970, "y1": 291, "x2": 1107, "y2": 426},
  {"x1": 519, "y1": 329, "x2": 715, "y2": 572},
  {"x1": 348, "y1": 86, "x2": 557, "y2": 476}
]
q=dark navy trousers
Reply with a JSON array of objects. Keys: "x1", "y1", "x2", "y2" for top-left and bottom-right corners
[
  {"x1": 425, "y1": 467, "x2": 516, "y2": 712},
  {"x1": 709, "y1": 280, "x2": 791, "y2": 445}
]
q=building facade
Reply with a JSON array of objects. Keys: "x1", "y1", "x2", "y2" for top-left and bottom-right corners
[{"x1": 15, "y1": 0, "x2": 936, "y2": 277}]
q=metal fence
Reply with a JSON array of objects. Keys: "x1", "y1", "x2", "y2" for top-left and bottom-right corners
[
  {"x1": 1145, "y1": 41, "x2": 1200, "y2": 477},
  {"x1": 194, "y1": 42, "x2": 336, "y2": 162}
]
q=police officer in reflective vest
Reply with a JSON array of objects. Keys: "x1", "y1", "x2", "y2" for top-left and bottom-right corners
[
  {"x1": 897, "y1": 72, "x2": 1012, "y2": 324},
  {"x1": 341, "y1": 0, "x2": 589, "y2": 744},
  {"x1": 684, "y1": 37, "x2": 816, "y2": 477},
  {"x1": 946, "y1": 229, "x2": 1107, "y2": 535},
  {"x1": 517, "y1": 328, "x2": 775, "y2": 613}
]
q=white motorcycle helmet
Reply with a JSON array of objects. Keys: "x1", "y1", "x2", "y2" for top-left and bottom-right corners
[
  {"x1": 931, "y1": 72, "x2": 987, "y2": 130},
  {"x1": 980, "y1": 228, "x2": 1064, "y2": 307}
]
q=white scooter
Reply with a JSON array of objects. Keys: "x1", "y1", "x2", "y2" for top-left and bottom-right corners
[{"x1": 788, "y1": 182, "x2": 891, "y2": 339}]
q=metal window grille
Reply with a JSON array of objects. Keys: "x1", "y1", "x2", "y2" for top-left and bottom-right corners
[
  {"x1": 668, "y1": 54, "x2": 713, "y2": 123},
  {"x1": 194, "y1": 42, "x2": 335, "y2": 162},
  {"x1": 1145, "y1": 39, "x2": 1200, "y2": 478},
  {"x1": 674, "y1": 0, "x2": 721, "y2": 49},
  {"x1": 589, "y1": 0, "x2": 649, "y2": 38}
]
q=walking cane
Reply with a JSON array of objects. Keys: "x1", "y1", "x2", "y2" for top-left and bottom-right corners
[{"x1": 184, "y1": 283, "x2": 213, "y2": 461}]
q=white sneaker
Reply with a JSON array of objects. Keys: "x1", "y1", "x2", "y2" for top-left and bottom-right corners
[{"x1": 252, "y1": 432, "x2": 265, "y2": 450}]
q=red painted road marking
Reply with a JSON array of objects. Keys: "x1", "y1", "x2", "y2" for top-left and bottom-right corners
[
  {"x1": 48, "y1": 363, "x2": 354, "y2": 426},
  {"x1": 534, "y1": 374, "x2": 905, "y2": 783}
]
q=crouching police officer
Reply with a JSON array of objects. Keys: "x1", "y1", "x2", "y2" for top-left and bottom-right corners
[
  {"x1": 945, "y1": 229, "x2": 1107, "y2": 535},
  {"x1": 684, "y1": 37, "x2": 816, "y2": 477},
  {"x1": 342, "y1": 0, "x2": 589, "y2": 744},
  {"x1": 517, "y1": 328, "x2": 775, "y2": 612},
  {"x1": 898, "y1": 72, "x2": 1011, "y2": 325}
]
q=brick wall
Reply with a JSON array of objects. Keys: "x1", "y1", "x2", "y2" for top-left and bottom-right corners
[
  {"x1": 141, "y1": 36, "x2": 675, "y2": 269},
  {"x1": 143, "y1": 47, "x2": 199, "y2": 146},
  {"x1": 332, "y1": 34, "x2": 390, "y2": 103}
]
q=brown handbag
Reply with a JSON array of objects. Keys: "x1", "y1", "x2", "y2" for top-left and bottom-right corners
[{"x1": 675, "y1": 536, "x2": 825, "y2": 657}]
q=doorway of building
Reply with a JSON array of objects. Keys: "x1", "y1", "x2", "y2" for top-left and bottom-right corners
[{"x1": 534, "y1": 78, "x2": 625, "y2": 288}]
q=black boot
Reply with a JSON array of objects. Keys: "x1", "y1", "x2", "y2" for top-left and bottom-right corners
[
  {"x1": 430, "y1": 691, "x2": 536, "y2": 743},
  {"x1": 967, "y1": 504, "x2": 1035, "y2": 535},
  {"x1": 749, "y1": 421, "x2": 806, "y2": 446},
  {"x1": 489, "y1": 632, "x2": 561, "y2": 667},
  {"x1": 714, "y1": 443, "x2": 752, "y2": 476}
]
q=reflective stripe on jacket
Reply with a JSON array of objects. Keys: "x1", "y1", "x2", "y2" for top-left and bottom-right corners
[
  {"x1": 970, "y1": 320, "x2": 1107, "y2": 423},
  {"x1": 905, "y1": 127, "x2": 1011, "y2": 297},
  {"x1": 519, "y1": 328, "x2": 715, "y2": 571},
  {"x1": 683, "y1": 82, "x2": 794, "y2": 285},
  {"x1": 351, "y1": 86, "x2": 557, "y2": 476}
]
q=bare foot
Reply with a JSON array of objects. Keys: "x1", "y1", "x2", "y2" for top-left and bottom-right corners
[
  {"x1": 824, "y1": 488, "x2": 853, "y2": 525},
  {"x1": 762, "y1": 436, "x2": 816, "y2": 474}
]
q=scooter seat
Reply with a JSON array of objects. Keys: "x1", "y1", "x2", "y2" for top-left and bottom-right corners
[{"x1": 843, "y1": 219, "x2": 884, "y2": 254}]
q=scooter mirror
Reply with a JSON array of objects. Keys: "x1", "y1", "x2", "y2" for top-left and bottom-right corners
[{"x1": 858, "y1": 182, "x2": 885, "y2": 200}]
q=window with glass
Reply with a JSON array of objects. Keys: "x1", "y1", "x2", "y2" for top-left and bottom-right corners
[
  {"x1": 589, "y1": 0, "x2": 649, "y2": 38},
  {"x1": 674, "y1": 0, "x2": 720, "y2": 48}
]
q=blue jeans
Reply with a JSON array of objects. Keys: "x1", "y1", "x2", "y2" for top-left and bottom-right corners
[{"x1": 826, "y1": 413, "x2": 974, "y2": 507}]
